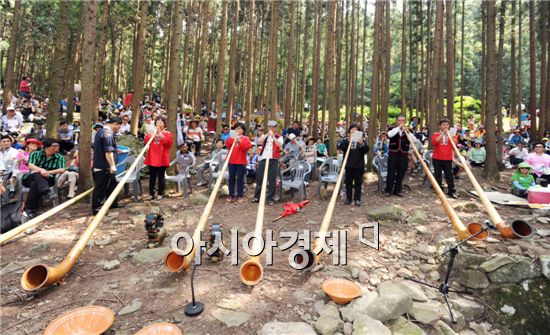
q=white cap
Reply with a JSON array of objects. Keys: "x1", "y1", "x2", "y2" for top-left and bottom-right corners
[
  {"x1": 288, "y1": 133, "x2": 296, "y2": 141},
  {"x1": 7, "y1": 106, "x2": 14, "y2": 111},
  {"x1": 267, "y1": 120, "x2": 277, "y2": 127}
]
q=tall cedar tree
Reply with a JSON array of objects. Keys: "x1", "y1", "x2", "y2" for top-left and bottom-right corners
[
  {"x1": 167, "y1": 0, "x2": 184, "y2": 159},
  {"x1": 216, "y1": 1, "x2": 229, "y2": 137},
  {"x1": 2, "y1": 0, "x2": 21, "y2": 113},
  {"x1": 130, "y1": 0, "x2": 149, "y2": 134}
]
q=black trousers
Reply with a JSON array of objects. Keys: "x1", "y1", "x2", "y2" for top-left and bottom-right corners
[
  {"x1": 345, "y1": 167, "x2": 364, "y2": 201},
  {"x1": 433, "y1": 159, "x2": 455, "y2": 194},
  {"x1": 149, "y1": 166, "x2": 167, "y2": 196},
  {"x1": 23, "y1": 173, "x2": 54, "y2": 211},
  {"x1": 385, "y1": 153, "x2": 408, "y2": 194},
  {"x1": 92, "y1": 170, "x2": 118, "y2": 211},
  {"x1": 59, "y1": 140, "x2": 74, "y2": 153},
  {"x1": 254, "y1": 159, "x2": 279, "y2": 202}
]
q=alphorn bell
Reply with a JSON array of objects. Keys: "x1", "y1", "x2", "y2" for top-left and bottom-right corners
[
  {"x1": 405, "y1": 129, "x2": 482, "y2": 240},
  {"x1": 303, "y1": 136, "x2": 354, "y2": 268},
  {"x1": 448, "y1": 133, "x2": 533, "y2": 238},
  {"x1": 21, "y1": 131, "x2": 158, "y2": 291},
  {"x1": 164, "y1": 141, "x2": 237, "y2": 272},
  {"x1": 239, "y1": 136, "x2": 273, "y2": 285}
]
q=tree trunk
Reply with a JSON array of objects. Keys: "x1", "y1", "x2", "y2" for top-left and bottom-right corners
[
  {"x1": 66, "y1": 1, "x2": 85, "y2": 124},
  {"x1": 483, "y1": 1, "x2": 499, "y2": 181},
  {"x1": 445, "y1": 0, "x2": 455, "y2": 125},
  {"x1": 108, "y1": 0, "x2": 117, "y2": 100},
  {"x1": 481, "y1": 3, "x2": 486, "y2": 124},
  {"x1": 327, "y1": 0, "x2": 337, "y2": 156},
  {"x1": 496, "y1": 1, "x2": 507, "y2": 168},
  {"x1": 459, "y1": 0, "x2": 465, "y2": 124},
  {"x1": 266, "y1": 1, "x2": 280, "y2": 127},
  {"x1": 94, "y1": 0, "x2": 109, "y2": 103},
  {"x1": 2, "y1": 0, "x2": 21, "y2": 112},
  {"x1": 368, "y1": 0, "x2": 384, "y2": 169},
  {"x1": 227, "y1": 0, "x2": 240, "y2": 123},
  {"x1": 130, "y1": 0, "x2": 149, "y2": 134},
  {"x1": 429, "y1": 0, "x2": 444, "y2": 144},
  {"x1": 245, "y1": 0, "x2": 255, "y2": 132},
  {"x1": 180, "y1": 1, "x2": 193, "y2": 109},
  {"x1": 400, "y1": 0, "x2": 407, "y2": 115},
  {"x1": 540, "y1": 1, "x2": 549, "y2": 137},
  {"x1": 299, "y1": 2, "x2": 310, "y2": 128},
  {"x1": 78, "y1": 0, "x2": 98, "y2": 196},
  {"x1": 284, "y1": 1, "x2": 296, "y2": 127},
  {"x1": 194, "y1": 2, "x2": 210, "y2": 116},
  {"x1": 528, "y1": 0, "x2": 537, "y2": 138},
  {"x1": 510, "y1": 0, "x2": 517, "y2": 119},
  {"x1": 190, "y1": 3, "x2": 202, "y2": 107},
  {"x1": 167, "y1": 0, "x2": 184, "y2": 159},
  {"x1": 309, "y1": 2, "x2": 321, "y2": 137},
  {"x1": 360, "y1": 4, "x2": 367, "y2": 130},
  {"x1": 216, "y1": 1, "x2": 229, "y2": 137},
  {"x1": 518, "y1": 0, "x2": 523, "y2": 117},
  {"x1": 380, "y1": 0, "x2": 391, "y2": 131},
  {"x1": 46, "y1": 0, "x2": 72, "y2": 138}
]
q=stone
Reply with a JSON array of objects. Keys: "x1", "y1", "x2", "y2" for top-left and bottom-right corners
[
  {"x1": 397, "y1": 282, "x2": 429, "y2": 302},
  {"x1": 469, "y1": 322, "x2": 489, "y2": 335},
  {"x1": 536, "y1": 228, "x2": 550, "y2": 237},
  {"x1": 539, "y1": 255, "x2": 550, "y2": 279},
  {"x1": 172, "y1": 311, "x2": 185, "y2": 324},
  {"x1": 0, "y1": 262, "x2": 24, "y2": 275},
  {"x1": 367, "y1": 205, "x2": 405, "y2": 222},
  {"x1": 499, "y1": 304, "x2": 516, "y2": 316},
  {"x1": 293, "y1": 289, "x2": 315, "y2": 304},
  {"x1": 131, "y1": 215, "x2": 144, "y2": 225},
  {"x1": 353, "y1": 315, "x2": 391, "y2": 335},
  {"x1": 350, "y1": 267, "x2": 360, "y2": 279},
  {"x1": 456, "y1": 270, "x2": 490, "y2": 289},
  {"x1": 28, "y1": 241, "x2": 51, "y2": 256},
  {"x1": 315, "y1": 314, "x2": 344, "y2": 335},
  {"x1": 103, "y1": 260, "x2": 121, "y2": 271},
  {"x1": 363, "y1": 283, "x2": 412, "y2": 321},
  {"x1": 318, "y1": 303, "x2": 340, "y2": 319},
  {"x1": 190, "y1": 193, "x2": 209, "y2": 205},
  {"x1": 487, "y1": 260, "x2": 539, "y2": 284},
  {"x1": 409, "y1": 210, "x2": 428, "y2": 225},
  {"x1": 95, "y1": 237, "x2": 113, "y2": 246},
  {"x1": 452, "y1": 253, "x2": 486, "y2": 270},
  {"x1": 391, "y1": 317, "x2": 426, "y2": 335},
  {"x1": 216, "y1": 298, "x2": 242, "y2": 311},
  {"x1": 450, "y1": 298, "x2": 483, "y2": 321},
  {"x1": 259, "y1": 322, "x2": 316, "y2": 335},
  {"x1": 118, "y1": 299, "x2": 142, "y2": 315},
  {"x1": 415, "y1": 225, "x2": 431, "y2": 235},
  {"x1": 434, "y1": 320, "x2": 458, "y2": 335},
  {"x1": 460, "y1": 203, "x2": 479, "y2": 213},
  {"x1": 507, "y1": 245, "x2": 522, "y2": 254},
  {"x1": 479, "y1": 255, "x2": 515, "y2": 273},
  {"x1": 131, "y1": 247, "x2": 170, "y2": 265},
  {"x1": 343, "y1": 322, "x2": 353, "y2": 335},
  {"x1": 441, "y1": 310, "x2": 466, "y2": 332},
  {"x1": 118, "y1": 249, "x2": 131, "y2": 261},
  {"x1": 409, "y1": 301, "x2": 442, "y2": 325},
  {"x1": 210, "y1": 308, "x2": 250, "y2": 327},
  {"x1": 339, "y1": 291, "x2": 378, "y2": 322},
  {"x1": 414, "y1": 244, "x2": 437, "y2": 256}
]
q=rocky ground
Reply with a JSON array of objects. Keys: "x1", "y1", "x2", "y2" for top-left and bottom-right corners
[{"x1": 0, "y1": 166, "x2": 549, "y2": 335}]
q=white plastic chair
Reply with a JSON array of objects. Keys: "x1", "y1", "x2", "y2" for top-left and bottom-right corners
[
  {"x1": 116, "y1": 155, "x2": 144, "y2": 201},
  {"x1": 281, "y1": 160, "x2": 311, "y2": 201},
  {"x1": 165, "y1": 156, "x2": 195, "y2": 198},
  {"x1": 317, "y1": 156, "x2": 340, "y2": 196}
]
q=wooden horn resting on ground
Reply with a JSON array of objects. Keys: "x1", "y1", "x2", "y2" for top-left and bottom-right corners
[
  {"x1": 0, "y1": 188, "x2": 93, "y2": 245},
  {"x1": 303, "y1": 139, "x2": 353, "y2": 268},
  {"x1": 449, "y1": 135, "x2": 533, "y2": 238},
  {"x1": 405, "y1": 130, "x2": 478, "y2": 241},
  {"x1": 164, "y1": 141, "x2": 237, "y2": 272},
  {"x1": 239, "y1": 138, "x2": 272, "y2": 285},
  {"x1": 20, "y1": 131, "x2": 158, "y2": 292}
]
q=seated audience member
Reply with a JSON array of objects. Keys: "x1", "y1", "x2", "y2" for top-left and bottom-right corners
[
  {"x1": 58, "y1": 149, "x2": 80, "y2": 198},
  {"x1": 118, "y1": 114, "x2": 131, "y2": 135},
  {"x1": 511, "y1": 162, "x2": 536, "y2": 198},
  {"x1": 176, "y1": 142, "x2": 196, "y2": 177},
  {"x1": 507, "y1": 141, "x2": 528, "y2": 166},
  {"x1": 525, "y1": 142, "x2": 550, "y2": 185},
  {"x1": 196, "y1": 139, "x2": 225, "y2": 186},
  {"x1": 23, "y1": 138, "x2": 66, "y2": 218},
  {"x1": 507, "y1": 129, "x2": 523, "y2": 146},
  {"x1": 0, "y1": 135, "x2": 18, "y2": 173},
  {"x1": 373, "y1": 132, "x2": 389, "y2": 156},
  {"x1": 57, "y1": 120, "x2": 75, "y2": 154},
  {"x1": 247, "y1": 145, "x2": 261, "y2": 181},
  {"x1": 2, "y1": 106, "x2": 24, "y2": 133},
  {"x1": 220, "y1": 125, "x2": 231, "y2": 145},
  {"x1": 468, "y1": 141, "x2": 486, "y2": 166},
  {"x1": 281, "y1": 133, "x2": 304, "y2": 167},
  {"x1": 315, "y1": 137, "x2": 328, "y2": 157},
  {"x1": 304, "y1": 138, "x2": 317, "y2": 182}
]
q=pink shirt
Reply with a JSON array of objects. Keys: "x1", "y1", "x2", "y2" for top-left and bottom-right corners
[
  {"x1": 15, "y1": 150, "x2": 30, "y2": 173},
  {"x1": 525, "y1": 153, "x2": 550, "y2": 177}
]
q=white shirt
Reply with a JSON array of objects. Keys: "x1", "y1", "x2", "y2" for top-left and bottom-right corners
[
  {"x1": 259, "y1": 136, "x2": 283, "y2": 161},
  {"x1": 508, "y1": 147, "x2": 528, "y2": 160},
  {"x1": 0, "y1": 147, "x2": 18, "y2": 171},
  {"x1": 387, "y1": 126, "x2": 404, "y2": 138},
  {"x1": 118, "y1": 123, "x2": 131, "y2": 135}
]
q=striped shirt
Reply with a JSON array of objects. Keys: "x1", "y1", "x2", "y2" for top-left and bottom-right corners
[{"x1": 24, "y1": 150, "x2": 66, "y2": 180}]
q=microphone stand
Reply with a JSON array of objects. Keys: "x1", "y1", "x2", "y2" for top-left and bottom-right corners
[{"x1": 405, "y1": 220, "x2": 495, "y2": 323}]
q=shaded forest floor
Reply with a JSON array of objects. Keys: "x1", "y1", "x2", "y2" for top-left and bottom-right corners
[{"x1": 0, "y1": 164, "x2": 548, "y2": 335}]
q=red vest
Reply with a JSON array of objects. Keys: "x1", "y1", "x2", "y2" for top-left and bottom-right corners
[{"x1": 260, "y1": 135, "x2": 282, "y2": 159}]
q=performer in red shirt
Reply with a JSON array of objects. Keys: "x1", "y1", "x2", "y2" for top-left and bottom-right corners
[
  {"x1": 225, "y1": 124, "x2": 253, "y2": 203},
  {"x1": 18, "y1": 76, "x2": 31, "y2": 98},
  {"x1": 431, "y1": 118, "x2": 459, "y2": 199},
  {"x1": 144, "y1": 118, "x2": 173, "y2": 200}
]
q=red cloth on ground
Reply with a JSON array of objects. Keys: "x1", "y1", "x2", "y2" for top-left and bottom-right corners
[
  {"x1": 144, "y1": 130, "x2": 173, "y2": 167},
  {"x1": 225, "y1": 135, "x2": 253, "y2": 165}
]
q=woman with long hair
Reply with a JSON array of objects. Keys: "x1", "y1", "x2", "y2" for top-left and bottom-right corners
[{"x1": 144, "y1": 118, "x2": 173, "y2": 200}]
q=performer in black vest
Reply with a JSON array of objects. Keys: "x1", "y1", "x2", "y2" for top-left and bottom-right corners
[{"x1": 384, "y1": 115, "x2": 410, "y2": 197}]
